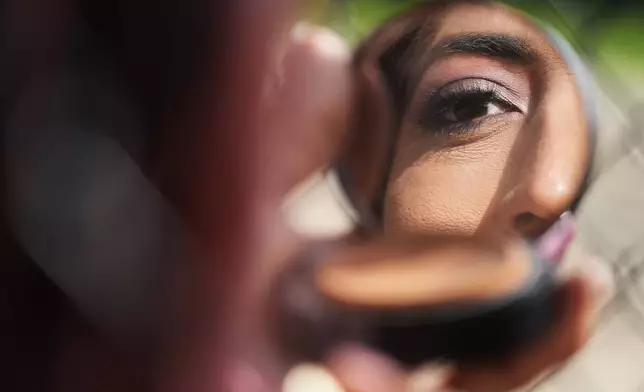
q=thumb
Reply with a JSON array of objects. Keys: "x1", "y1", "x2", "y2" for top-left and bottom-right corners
[
  {"x1": 326, "y1": 344, "x2": 454, "y2": 392},
  {"x1": 327, "y1": 344, "x2": 406, "y2": 392},
  {"x1": 280, "y1": 345, "x2": 403, "y2": 392},
  {"x1": 261, "y1": 22, "x2": 353, "y2": 198}
]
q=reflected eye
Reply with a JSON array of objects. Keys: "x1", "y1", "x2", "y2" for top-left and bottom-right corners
[
  {"x1": 418, "y1": 78, "x2": 524, "y2": 135},
  {"x1": 440, "y1": 93, "x2": 514, "y2": 123}
]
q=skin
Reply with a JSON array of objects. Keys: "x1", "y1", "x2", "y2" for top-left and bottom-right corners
[
  {"x1": 383, "y1": 3, "x2": 589, "y2": 239},
  {"x1": 320, "y1": 1, "x2": 591, "y2": 307},
  {"x1": 314, "y1": 2, "x2": 596, "y2": 392},
  {"x1": 6, "y1": 1, "x2": 595, "y2": 392}
]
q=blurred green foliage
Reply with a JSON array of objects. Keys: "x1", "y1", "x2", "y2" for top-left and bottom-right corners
[
  {"x1": 324, "y1": 1, "x2": 644, "y2": 58},
  {"x1": 325, "y1": 1, "x2": 594, "y2": 48},
  {"x1": 326, "y1": 1, "x2": 424, "y2": 46},
  {"x1": 325, "y1": 1, "x2": 577, "y2": 46}
]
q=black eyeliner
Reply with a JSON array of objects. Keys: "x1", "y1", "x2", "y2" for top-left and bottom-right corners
[{"x1": 416, "y1": 78, "x2": 522, "y2": 136}]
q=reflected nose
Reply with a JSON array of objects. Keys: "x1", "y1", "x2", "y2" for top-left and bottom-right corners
[
  {"x1": 510, "y1": 174, "x2": 578, "y2": 238},
  {"x1": 524, "y1": 167, "x2": 578, "y2": 213},
  {"x1": 504, "y1": 110, "x2": 588, "y2": 238}
]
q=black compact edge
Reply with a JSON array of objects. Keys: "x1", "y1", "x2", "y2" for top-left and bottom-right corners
[
  {"x1": 362, "y1": 251, "x2": 558, "y2": 365},
  {"x1": 275, "y1": 246, "x2": 559, "y2": 366}
]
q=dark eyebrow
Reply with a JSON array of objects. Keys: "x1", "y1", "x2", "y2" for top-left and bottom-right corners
[
  {"x1": 407, "y1": 34, "x2": 538, "y2": 92},
  {"x1": 436, "y1": 33, "x2": 537, "y2": 64},
  {"x1": 403, "y1": 33, "x2": 537, "y2": 108}
]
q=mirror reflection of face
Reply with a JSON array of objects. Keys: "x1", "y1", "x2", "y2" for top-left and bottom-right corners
[{"x1": 359, "y1": 1, "x2": 590, "y2": 240}]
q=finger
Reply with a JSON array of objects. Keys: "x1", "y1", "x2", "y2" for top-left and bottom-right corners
[
  {"x1": 211, "y1": 20, "x2": 354, "y2": 388},
  {"x1": 326, "y1": 344, "x2": 456, "y2": 392},
  {"x1": 326, "y1": 344, "x2": 407, "y2": 392},
  {"x1": 235, "y1": 22, "x2": 353, "y2": 387},
  {"x1": 262, "y1": 22, "x2": 353, "y2": 198},
  {"x1": 224, "y1": 360, "x2": 272, "y2": 392},
  {"x1": 558, "y1": 241, "x2": 616, "y2": 317},
  {"x1": 449, "y1": 275, "x2": 593, "y2": 392},
  {"x1": 407, "y1": 364, "x2": 457, "y2": 392}
]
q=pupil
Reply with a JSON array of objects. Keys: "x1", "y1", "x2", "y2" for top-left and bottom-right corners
[{"x1": 452, "y1": 96, "x2": 489, "y2": 121}]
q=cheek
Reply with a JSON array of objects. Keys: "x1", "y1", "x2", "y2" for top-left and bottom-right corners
[{"x1": 383, "y1": 149, "x2": 509, "y2": 237}]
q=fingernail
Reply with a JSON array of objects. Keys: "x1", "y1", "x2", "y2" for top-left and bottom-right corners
[
  {"x1": 535, "y1": 212, "x2": 576, "y2": 263},
  {"x1": 327, "y1": 344, "x2": 405, "y2": 392},
  {"x1": 310, "y1": 28, "x2": 350, "y2": 60},
  {"x1": 291, "y1": 22, "x2": 350, "y2": 60},
  {"x1": 291, "y1": 21, "x2": 316, "y2": 41},
  {"x1": 283, "y1": 364, "x2": 344, "y2": 392},
  {"x1": 407, "y1": 364, "x2": 453, "y2": 392}
]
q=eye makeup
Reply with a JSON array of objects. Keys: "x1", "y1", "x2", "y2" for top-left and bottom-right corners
[{"x1": 416, "y1": 77, "x2": 527, "y2": 137}]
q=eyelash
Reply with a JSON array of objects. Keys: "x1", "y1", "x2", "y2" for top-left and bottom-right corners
[{"x1": 418, "y1": 80, "x2": 521, "y2": 136}]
